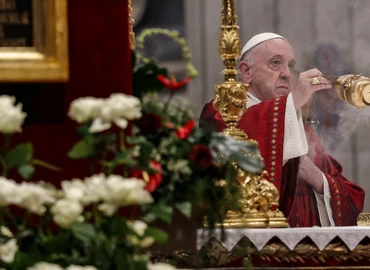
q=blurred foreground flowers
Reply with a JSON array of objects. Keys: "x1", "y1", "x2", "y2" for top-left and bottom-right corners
[{"x1": 0, "y1": 30, "x2": 263, "y2": 270}]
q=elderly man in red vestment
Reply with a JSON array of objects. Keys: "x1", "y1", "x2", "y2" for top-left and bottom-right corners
[{"x1": 200, "y1": 32, "x2": 365, "y2": 227}]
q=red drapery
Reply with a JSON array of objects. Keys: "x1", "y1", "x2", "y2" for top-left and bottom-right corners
[{"x1": 12, "y1": 0, "x2": 132, "y2": 184}]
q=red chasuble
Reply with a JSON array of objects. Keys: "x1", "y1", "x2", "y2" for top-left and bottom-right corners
[{"x1": 200, "y1": 94, "x2": 365, "y2": 227}]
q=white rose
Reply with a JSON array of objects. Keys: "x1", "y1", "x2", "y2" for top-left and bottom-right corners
[
  {"x1": 89, "y1": 93, "x2": 141, "y2": 132},
  {"x1": 51, "y1": 199, "x2": 84, "y2": 228},
  {"x1": 97, "y1": 202, "x2": 118, "y2": 216},
  {"x1": 0, "y1": 238, "x2": 18, "y2": 263},
  {"x1": 78, "y1": 94, "x2": 142, "y2": 133},
  {"x1": 37, "y1": 181, "x2": 63, "y2": 200},
  {"x1": 68, "y1": 97, "x2": 104, "y2": 123},
  {"x1": 88, "y1": 118, "x2": 112, "y2": 133},
  {"x1": 0, "y1": 95, "x2": 15, "y2": 107},
  {"x1": 0, "y1": 177, "x2": 21, "y2": 206},
  {"x1": 0, "y1": 226, "x2": 13, "y2": 237},
  {"x1": 98, "y1": 176, "x2": 153, "y2": 216},
  {"x1": 101, "y1": 176, "x2": 153, "y2": 206},
  {"x1": 66, "y1": 265, "x2": 98, "y2": 270},
  {"x1": 17, "y1": 182, "x2": 56, "y2": 215},
  {"x1": 61, "y1": 178, "x2": 86, "y2": 202},
  {"x1": 139, "y1": 237, "x2": 155, "y2": 248},
  {"x1": 27, "y1": 262, "x2": 63, "y2": 270},
  {"x1": 127, "y1": 220, "x2": 155, "y2": 248},
  {"x1": 148, "y1": 262, "x2": 176, "y2": 270},
  {"x1": 102, "y1": 93, "x2": 142, "y2": 121},
  {"x1": 126, "y1": 187, "x2": 154, "y2": 206},
  {"x1": 129, "y1": 220, "x2": 147, "y2": 236},
  {"x1": 0, "y1": 95, "x2": 26, "y2": 134},
  {"x1": 82, "y1": 173, "x2": 107, "y2": 205}
]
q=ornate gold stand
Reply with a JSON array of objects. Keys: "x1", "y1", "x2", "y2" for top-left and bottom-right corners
[
  {"x1": 214, "y1": 0, "x2": 288, "y2": 229},
  {"x1": 357, "y1": 212, "x2": 370, "y2": 226}
]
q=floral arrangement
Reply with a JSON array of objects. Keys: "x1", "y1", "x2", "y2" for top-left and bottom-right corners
[{"x1": 0, "y1": 29, "x2": 263, "y2": 270}]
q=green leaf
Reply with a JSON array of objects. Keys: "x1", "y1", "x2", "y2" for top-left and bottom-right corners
[
  {"x1": 109, "y1": 216, "x2": 129, "y2": 236},
  {"x1": 5, "y1": 142, "x2": 33, "y2": 168},
  {"x1": 113, "y1": 247, "x2": 128, "y2": 270},
  {"x1": 32, "y1": 159, "x2": 62, "y2": 171},
  {"x1": 38, "y1": 232, "x2": 72, "y2": 253},
  {"x1": 113, "y1": 151, "x2": 137, "y2": 167},
  {"x1": 114, "y1": 150, "x2": 133, "y2": 162},
  {"x1": 102, "y1": 151, "x2": 138, "y2": 174},
  {"x1": 131, "y1": 258, "x2": 148, "y2": 270},
  {"x1": 232, "y1": 151, "x2": 264, "y2": 173},
  {"x1": 144, "y1": 227, "x2": 168, "y2": 244},
  {"x1": 76, "y1": 121, "x2": 92, "y2": 137},
  {"x1": 142, "y1": 204, "x2": 173, "y2": 223},
  {"x1": 133, "y1": 61, "x2": 168, "y2": 98},
  {"x1": 70, "y1": 223, "x2": 96, "y2": 244},
  {"x1": 11, "y1": 251, "x2": 44, "y2": 270},
  {"x1": 68, "y1": 139, "x2": 94, "y2": 159},
  {"x1": 175, "y1": 201, "x2": 192, "y2": 218},
  {"x1": 101, "y1": 133, "x2": 117, "y2": 144},
  {"x1": 17, "y1": 164, "x2": 35, "y2": 180}
]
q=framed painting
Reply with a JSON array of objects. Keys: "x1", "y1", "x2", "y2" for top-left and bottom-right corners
[{"x1": 0, "y1": 0, "x2": 68, "y2": 82}]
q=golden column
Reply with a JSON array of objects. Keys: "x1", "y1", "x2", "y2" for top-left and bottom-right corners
[
  {"x1": 214, "y1": 0, "x2": 289, "y2": 228},
  {"x1": 128, "y1": 0, "x2": 135, "y2": 50}
]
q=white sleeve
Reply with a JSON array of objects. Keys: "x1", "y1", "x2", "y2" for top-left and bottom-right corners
[
  {"x1": 313, "y1": 173, "x2": 335, "y2": 226},
  {"x1": 283, "y1": 94, "x2": 334, "y2": 226},
  {"x1": 283, "y1": 94, "x2": 308, "y2": 164}
]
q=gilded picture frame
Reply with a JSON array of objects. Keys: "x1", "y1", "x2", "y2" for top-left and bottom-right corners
[{"x1": 0, "y1": 0, "x2": 69, "y2": 82}]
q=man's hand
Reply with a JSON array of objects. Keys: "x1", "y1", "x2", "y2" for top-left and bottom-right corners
[
  {"x1": 298, "y1": 155, "x2": 324, "y2": 193},
  {"x1": 292, "y1": 69, "x2": 332, "y2": 111}
]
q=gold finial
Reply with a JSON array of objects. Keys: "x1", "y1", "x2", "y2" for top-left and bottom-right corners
[
  {"x1": 213, "y1": 0, "x2": 289, "y2": 228},
  {"x1": 221, "y1": 0, "x2": 238, "y2": 27},
  {"x1": 128, "y1": 0, "x2": 135, "y2": 50},
  {"x1": 218, "y1": 0, "x2": 241, "y2": 82}
]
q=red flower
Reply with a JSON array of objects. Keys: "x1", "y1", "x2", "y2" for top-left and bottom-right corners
[
  {"x1": 176, "y1": 119, "x2": 196, "y2": 140},
  {"x1": 135, "y1": 113, "x2": 162, "y2": 136},
  {"x1": 189, "y1": 144, "x2": 213, "y2": 170},
  {"x1": 157, "y1": 74, "x2": 191, "y2": 91},
  {"x1": 130, "y1": 161, "x2": 163, "y2": 193}
]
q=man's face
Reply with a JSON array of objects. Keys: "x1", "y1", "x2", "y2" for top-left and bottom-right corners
[{"x1": 239, "y1": 38, "x2": 296, "y2": 101}]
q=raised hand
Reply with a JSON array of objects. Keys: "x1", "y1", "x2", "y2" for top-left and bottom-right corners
[{"x1": 292, "y1": 69, "x2": 332, "y2": 111}]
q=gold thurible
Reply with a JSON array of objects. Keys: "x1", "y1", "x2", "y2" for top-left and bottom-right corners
[
  {"x1": 327, "y1": 74, "x2": 370, "y2": 225},
  {"x1": 213, "y1": 0, "x2": 289, "y2": 228},
  {"x1": 331, "y1": 74, "x2": 370, "y2": 107}
]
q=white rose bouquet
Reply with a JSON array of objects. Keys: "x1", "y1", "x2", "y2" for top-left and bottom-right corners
[
  {"x1": 0, "y1": 95, "x2": 174, "y2": 269},
  {"x1": 0, "y1": 173, "x2": 172, "y2": 269}
]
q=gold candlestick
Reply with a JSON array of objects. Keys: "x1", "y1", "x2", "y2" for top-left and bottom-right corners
[
  {"x1": 128, "y1": 0, "x2": 135, "y2": 50},
  {"x1": 213, "y1": 0, "x2": 288, "y2": 228}
]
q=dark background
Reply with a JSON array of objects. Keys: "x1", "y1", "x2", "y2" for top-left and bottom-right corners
[{"x1": 3, "y1": 0, "x2": 131, "y2": 184}]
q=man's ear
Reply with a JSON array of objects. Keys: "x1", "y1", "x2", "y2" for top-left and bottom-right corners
[{"x1": 238, "y1": 61, "x2": 252, "y2": 84}]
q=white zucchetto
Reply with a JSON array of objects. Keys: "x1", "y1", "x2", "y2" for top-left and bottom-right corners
[{"x1": 241, "y1": 32, "x2": 288, "y2": 57}]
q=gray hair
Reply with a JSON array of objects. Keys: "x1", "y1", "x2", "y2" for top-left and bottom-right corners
[{"x1": 239, "y1": 42, "x2": 268, "y2": 67}]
